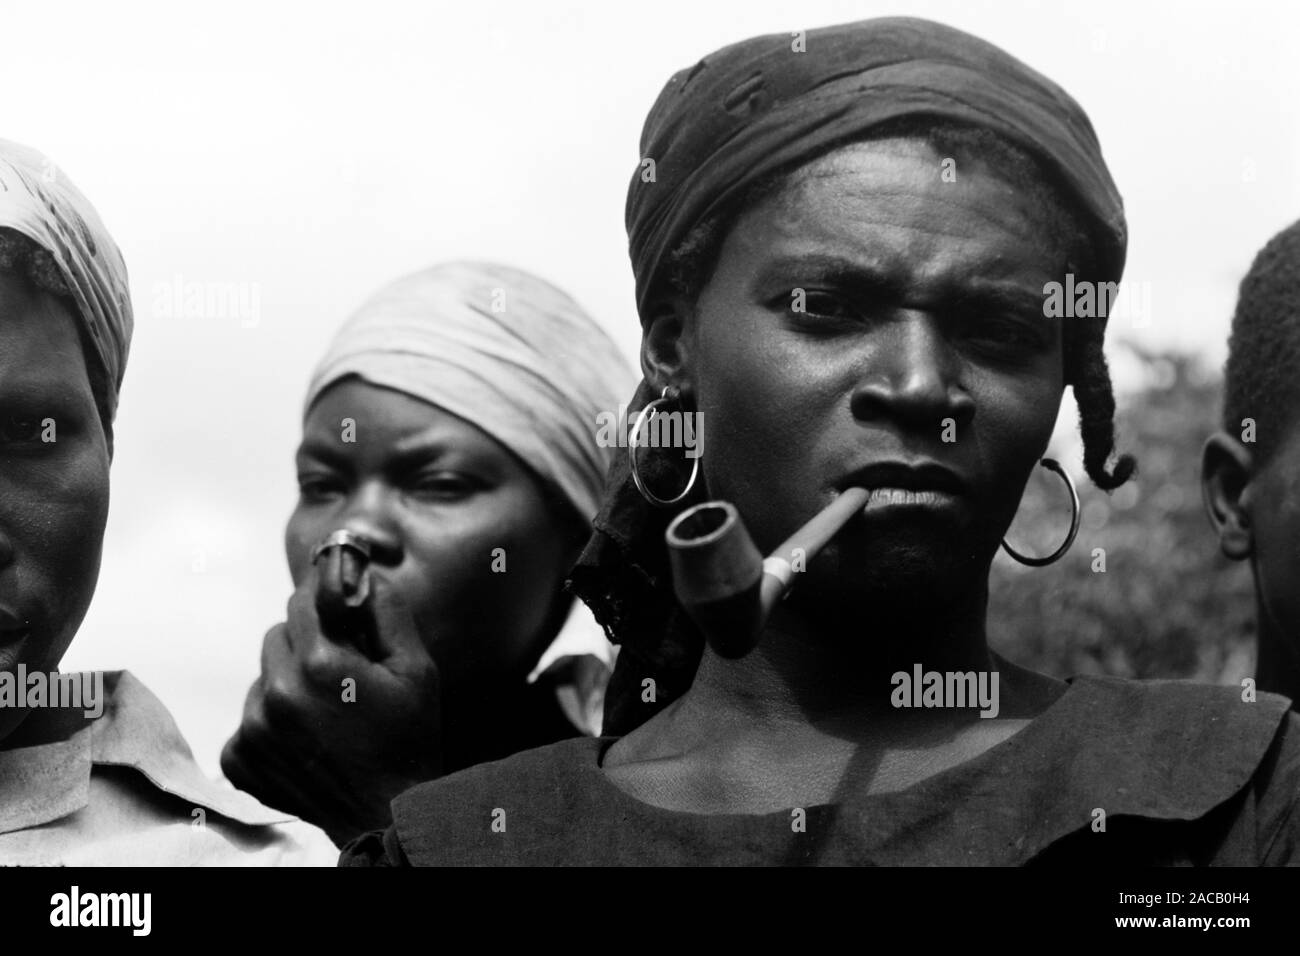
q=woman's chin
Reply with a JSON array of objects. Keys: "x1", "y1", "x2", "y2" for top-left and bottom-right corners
[{"x1": 800, "y1": 535, "x2": 987, "y2": 613}]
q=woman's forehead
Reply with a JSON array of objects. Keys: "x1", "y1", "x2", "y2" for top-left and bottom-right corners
[
  {"x1": 726, "y1": 142, "x2": 1066, "y2": 280},
  {"x1": 301, "y1": 379, "x2": 511, "y2": 460},
  {"x1": 0, "y1": 274, "x2": 89, "y2": 385},
  {"x1": 773, "y1": 139, "x2": 1049, "y2": 222}
]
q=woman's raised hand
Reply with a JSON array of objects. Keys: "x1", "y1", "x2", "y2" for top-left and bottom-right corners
[{"x1": 220, "y1": 569, "x2": 442, "y2": 846}]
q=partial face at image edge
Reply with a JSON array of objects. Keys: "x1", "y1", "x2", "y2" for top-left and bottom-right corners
[{"x1": 0, "y1": 273, "x2": 111, "y2": 742}]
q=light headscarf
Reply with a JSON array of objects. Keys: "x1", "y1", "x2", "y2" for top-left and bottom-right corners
[
  {"x1": 305, "y1": 261, "x2": 635, "y2": 525},
  {"x1": 0, "y1": 139, "x2": 133, "y2": 420},
  {"x1": 306, "y1": 261, "x2": 635, "y2": 734}
]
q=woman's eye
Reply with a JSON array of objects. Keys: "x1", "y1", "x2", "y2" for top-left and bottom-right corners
[
  {"x1": 970, "y1": 317, "x2": 1041, "y2": 349},
  {"x1": 410, "y1": 473, "x2": 477, "y2": 499},
  {"x1": 794, "y1": 290, "x2": 858, "y2": 321},
  {"x1": 1, "y1": 413, "x2": 44, "y2": 443},
  {"x1": 297, "y1": 476, "x2": 345, "y2": 501}
]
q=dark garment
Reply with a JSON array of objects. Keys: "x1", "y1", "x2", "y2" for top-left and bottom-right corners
[{"x1": 340, "y1": 676, "x2": 1300, "y2": 866}]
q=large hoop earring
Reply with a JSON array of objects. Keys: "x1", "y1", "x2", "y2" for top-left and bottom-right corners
[
  {"x1": 629, "y1": 386, "x2": 700, "y2": 508},
  {"x1": 1001, "y1": 458, "x2": 1081, "y2": 567}
]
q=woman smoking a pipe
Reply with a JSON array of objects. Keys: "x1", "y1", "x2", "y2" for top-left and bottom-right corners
[{"x1": 342, "y1": 18, "x2": 1300, "y2": 866}]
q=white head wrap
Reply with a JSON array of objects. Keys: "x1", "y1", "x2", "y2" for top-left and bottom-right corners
[
  {"x1": 306, "y1": 261, "x2": 634, "y2": 524},
  {"x1": 0, "y1": 139, "x2": 132, "y2": 419},
  {"x1": 306, "y1": 262, "x2": 634, "y2": 734}
]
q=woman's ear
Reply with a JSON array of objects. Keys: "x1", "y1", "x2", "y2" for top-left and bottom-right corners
[
  {"x1": 640, "y1": 297, "x2": 694, "y2": 395},
  {"x1": 1201, "y1": 431, "x2": 1254, "y2": 560}
]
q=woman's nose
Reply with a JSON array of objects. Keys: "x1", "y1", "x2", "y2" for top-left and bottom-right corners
[
  {"x1": 336, "y1": 483, "x2": 404, "y2": 567},
  {"x1": 849, "y1": 313, "x2": 975, "y2": 433}
]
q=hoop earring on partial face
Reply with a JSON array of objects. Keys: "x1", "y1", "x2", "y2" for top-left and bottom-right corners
[
  {"x1": 1000, "y1": 458, "x2": 1081, "y2": 567},
  {"x1": 629, "y1": 386, "x2": 700, "y2": 508}
]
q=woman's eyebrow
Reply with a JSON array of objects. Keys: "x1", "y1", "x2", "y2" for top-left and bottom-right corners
[
  {"x1": 0, "y1": 385, "x2": 86, "y2": 420},
  {"x1": 295, "y1": 439, "x2": 352, "y2": 469},
  {"x1": 388, "y1": 443, "x2": 454, "y2": 469},
  {"x1": 391, "y1": 437, "x2": 511, "y2": 480},
  {"x1": 758, "y1": 253, "x2": 1045, "y2": 317},
  {"x1": 0, "y1": 373, "x2": 79, "y2": 400},
  {"x1": 390, "y1": 436, "x2": 497, "y2": 472},
  {"x1": 948, "y1": 281, "x2": 1046, "y2": 318},
  {"x1": 389, "y1": 429, "x2": 455, "y2": 457},
  {"x1": 757, "y1": 253, "x2": 908, "y2": 298}
]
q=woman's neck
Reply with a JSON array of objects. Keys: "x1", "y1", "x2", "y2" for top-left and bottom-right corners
[
  {"x1": 683, "y1": 584, "x2": 995, "y2": 727},
  {"x1": 601, "y1": 581, "x2": 1060, "y2": 813}
]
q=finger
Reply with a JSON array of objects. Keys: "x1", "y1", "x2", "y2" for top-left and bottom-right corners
[
  {"x1": 226, "y1": 681, "x2": 284, "y2": 776},
  {"x1": 237, "y1": 670, "x2": 287, "y2": 737},
  {"x1": 236, "y1": 668, "x2": 325, "y2": 767},
  {"x1": 284, "y1": 570, "x2": 322, "y2": 655},
  {"x1": 259, "y1": 622, "x2": 295, "y2": 677},
  {"x1": 220, "y1": 731, "x2": 269, "y2": 801},
  {"x1": 307, "y1": 558, "x2": 375, "y2": 655},
  {"x1": 221, "y1": 725, "x2": 319, "y2": 823},
  {"x1": 297, "y1": 626, "x2": 369, "y2": 692},
  {"x1": 292, "y1": 571, "x2": 367, "y2": 659},
  {"x1": 315, "y1": 545, "x2": 349, "y2": 622},
  {"x1": 261, "y1": 623, "x2": 339, "y2": 714},
  {"x1": 366, "y1": 574, "x2": 436, "y2": 668},
  {"x1": 339, "y1": 548, "x2": 370, "y2": 607}
]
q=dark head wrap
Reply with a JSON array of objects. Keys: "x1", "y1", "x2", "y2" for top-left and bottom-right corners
[
  {"x1": 627, "y1": 16, "x2": 1126, "y2": 319},
  {"x1": 573, "y1": 17, "x2": 1128, "y2": 734}
]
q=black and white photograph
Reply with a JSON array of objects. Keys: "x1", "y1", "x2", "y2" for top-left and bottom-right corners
[{"x1": 1, "y1": 0, "x2": 1297, "y2": 933}]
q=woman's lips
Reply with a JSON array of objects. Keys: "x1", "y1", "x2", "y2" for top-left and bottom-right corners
[
  {"x1": 860, "y1": 486, "x2": 962, "y2": 513},
  {"x1": 0, "y1": 630, "x2": 29, "y2": 674},
  {"x1": 0, "y1": 607, "x2": 33, "y2": 646},
  {"x1": 0, "y1": 629, "x2": 31, "y2": 669}
]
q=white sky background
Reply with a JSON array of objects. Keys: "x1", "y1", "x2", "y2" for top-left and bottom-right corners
[{"x1": 4, "y1": 0, "x2": 1297, "y2": 772}]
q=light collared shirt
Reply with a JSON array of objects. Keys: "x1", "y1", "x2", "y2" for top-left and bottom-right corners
[
  {"x1": 527, "y1": 599, "x2": 617, "y2": 737},
  {"x1": 0, "y1": 670, "x2": 338, "y2": 866}
]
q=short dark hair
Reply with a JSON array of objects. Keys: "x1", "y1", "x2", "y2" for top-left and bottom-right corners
[
  {"x1": 661, "y1": 118, "x2": 1136, "y2": 491},
  {"x1": 1222, "y1": 218, "x2": 1300, "y2": 464},
  {"x1": 0, "y1": 227, "x2": 113, "y2": 439}
]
